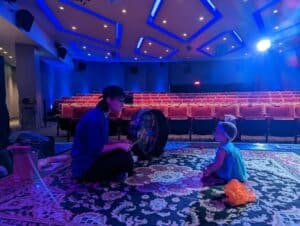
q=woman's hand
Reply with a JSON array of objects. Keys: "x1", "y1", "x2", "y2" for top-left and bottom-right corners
[{"x1": 117, "y1": 142, "x2": 132, "y2": 152}]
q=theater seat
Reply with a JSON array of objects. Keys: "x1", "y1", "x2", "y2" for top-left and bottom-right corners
[
  {"x1": 266, "y1": 106, "x2": 296, "y2": 143},
  {"x1": 238, "y1": 105, "x2": 268, "y2": 142},
  {"x1": 167, "y1": 106, "x2": 190, "y2": 139},
  {"x1": 190, "y1": 106, "x2": 216, "y2": 141},
  {"x1": 214, "y1": 106, "x2": 238, "y2": 120},
  {"x1": 120, "y1": 107, "x2": 140, "y2": 136}
]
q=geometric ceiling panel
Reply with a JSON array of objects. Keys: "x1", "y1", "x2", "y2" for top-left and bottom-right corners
[
  {"x1": 135, "y1": 36, "x2": 178, "y2": 59},
  {"x1": 147, "y1": 0, "x2": 222, "y2": 42},
  {"x1": 196, "y1": 30, "x2": 245, "y2": 57},
  {"x1": 36, "y1": 0, "x2": 123, "y2": 48},
  {"x1": 273, "y1": 32, "x2": 300, "y2": 54},
  {"x1": 70, "y1": 42, "x2": 119, "y2": 61},
  {"x1": 253, "y1": 0, "x2": 300, "y2": 33}
]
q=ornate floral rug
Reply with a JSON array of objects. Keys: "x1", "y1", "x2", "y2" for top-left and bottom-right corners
[{"x1": 0, "y1": 147, "x2": 299, "y2": 226}]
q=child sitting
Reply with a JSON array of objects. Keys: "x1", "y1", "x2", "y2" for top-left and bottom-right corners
[{"x1": 202, "y1": 121, "x2": 248, "y2": 184}]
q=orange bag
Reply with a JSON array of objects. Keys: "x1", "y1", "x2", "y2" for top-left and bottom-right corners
[{"x1": 224, "y1": 179, "x2": 256, "y2": 206}]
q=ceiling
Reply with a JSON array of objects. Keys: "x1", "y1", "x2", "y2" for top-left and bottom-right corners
[{"x1": 4, "y1": 0, "x2": 300, "y2": 62}]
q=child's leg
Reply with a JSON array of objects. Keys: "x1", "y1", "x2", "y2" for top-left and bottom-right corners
[{"x1": 202, "y1": 173, "x2": 226, "y2": 186}]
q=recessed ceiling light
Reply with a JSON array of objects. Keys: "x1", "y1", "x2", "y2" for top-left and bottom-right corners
[
  {"x1": 87, "y1": 53, "x2": 91, "y2": 56},
  {"x1": 223, "y1": 37, "x2": 227, "y2": 41},
  {"x1": 206, "y1": 47, "x2": 210, "y2": 50},
  {"x1": 107, "y1": 52, "x2": 111, "y2": 55},
  {"x1": 144, "y1": 50, "x2": 147, "y2": 54},
  {"x1": 0, "y1": 47, "x2": 3, "y2": 50},
  {"x1": 105, "y1": 38, "x2": 110, "y2": 42},
  {"x1": 134, "y1": 57, "x2": 138, "y2": 60},
  {"x1": 245, "y1": 52, "x2": 248, "y2": 56},
  {"x1": 199, "y1": 16, "x2": 204, "y2": 21},
  {"x1": 105, "y1": 56, "x2": 109, "y2": 59},
  {"x1": 9, "y1": 56, "x2": 13, "y2": 59},
  {"x1": 274, "y1": 26, "x2": 279, "y2": 30},
  {"x1": 159, "y1": 56, "x2": 163, "y2": 59},
  {"x1": 103, "y1": 24, "x2": 108, "y2": 28},
  {"x1": 232, "y1": 45, "x2": 235, "y2": 48},
  {"x1": 71, "y1": 26, "x2": 77, "y2": 30},
  {"x1": 256, "y1": 39, "x2": 271, "y2": 52},
  {"x1": 182, "y1": 33, "x2": 187, "y2": 37},
  {"x1": 3, "y1": 51, "x2": 8, "y2": 54},
  {"x1": 279, "y1": 49, "x2": 283, "y2": 53},
  {"x1": 166, "y1": 49, "x2": 169, "y2": 52},
  {"x1": 148, "y1": 42, "x2": 152, "y2": 46},
  {"x1": 162, "y1": 19, "x2": 167, "y2": 24},
  {"x1": 122, "y1": 9, "x2": 127, "y2": 14},
  {"x1": 279, "y1": 42, "x2": 283, "y2": 46},
  {"x1": 273, "y1": 9, "x2": 278, "y2": 14},
  {"x1": 59, "y1": 6, "x2": 64, "y2": 10},
  {"x1": 82, "y1": 46, "x2": 87, "y2": 49}
]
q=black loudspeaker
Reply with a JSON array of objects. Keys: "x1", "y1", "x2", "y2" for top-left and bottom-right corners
[
  {"x1": 73, "y1": 60, "x2": 86, "y2": 72},
  {"x1": 55, "y1": 42, "x2": 67, "y2": 59},
  {"x1": 130, "y1": 65, "x2": 139, "y2": 74},
  {"x1": 78, "y1": 62, "x2": 86, "y2": 72},
  {"x1": 16, "y1": 9, "x2": 34, "y2": 32}
]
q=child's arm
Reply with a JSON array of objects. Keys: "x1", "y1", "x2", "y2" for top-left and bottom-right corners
[{"x1": 203, "y1": 149, "x2": 226, "y2": 177}]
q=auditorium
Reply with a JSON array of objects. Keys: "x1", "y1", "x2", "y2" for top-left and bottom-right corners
[{"x1": 0, "y1": 0, "x2": 299, "y2": 225}]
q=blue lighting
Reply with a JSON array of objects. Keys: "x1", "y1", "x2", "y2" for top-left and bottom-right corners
[
  {"x1": 196, "y1": 30, "x2": 245, "y2": 57},
  {"x1": 150, "y1": 0, "x2": 162, "y2": 17},
  {"x1": 36, "y1": 0, "x2": 123, "y2": 48},
  {"x1": 147, "y1": 0, "x2": 222, "y2": 43},
  {"x1": 135, "y1": 36, "x2": 178, "y2": 59},
  {"x1": 137, "y1": 37, "x2": 144, "y2": 49},
  {"x1": 256, "y1": 39, "x2": 272, "y2": 52},
  {"x1": 252, "y1": 0, "x2": 281, "y2": 31}
]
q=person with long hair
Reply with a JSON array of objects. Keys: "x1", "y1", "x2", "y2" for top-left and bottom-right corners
[{"x1": 71, "y1": 86, "x2": 134, "y2": 182}]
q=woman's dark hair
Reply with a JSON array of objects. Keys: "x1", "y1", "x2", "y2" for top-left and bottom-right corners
[{"x1": 96, "y1": 86, "x2": 126, "y2": 112}]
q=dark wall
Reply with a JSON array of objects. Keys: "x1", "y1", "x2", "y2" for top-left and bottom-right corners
[
  {"x1": 0, "y1": 56, "x2": 10, "y2": 149},
  {"x1": 40, "y1": 52, "x2": 300, "y2": 107}
]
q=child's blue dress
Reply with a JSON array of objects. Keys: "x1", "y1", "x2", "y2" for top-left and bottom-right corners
[{"x1": 215, "y1": 142, "x2": 248, "y2": 182}]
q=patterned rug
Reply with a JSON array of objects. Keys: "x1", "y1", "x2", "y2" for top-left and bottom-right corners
[{"x1": 0, "y1": 147, "x2": 299, "y2": 226}]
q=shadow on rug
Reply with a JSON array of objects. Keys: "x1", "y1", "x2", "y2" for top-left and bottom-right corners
[{"x1": 0, "y1": 148, "x2": 299, "y2": 226}]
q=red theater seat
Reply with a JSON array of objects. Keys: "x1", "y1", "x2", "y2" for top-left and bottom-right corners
[
  {"x1": 214, "y1": 106, "x2": 238, "y2": 119},
  {"x1": 239, "y1": 105, "x2": 265, "y2": 119},
  {"x1": 167, "y1": 107, "x2": 188, "y2": 119},
  {"x1": 265, "y1": 106, "x2": 294, "y2": 119},
  {"x1": 190, "y1": 106, "x2": 216, "y2": 140},
  {"x1": 266, "y1": 106, "x2": 296, "y2": 142},
  {"x1": 237, "y1": 105, "x2": 267, "y2": 142},
  {"x1": 190, "y1": 106, "x2": 213, "y2": 119},
  {"x1": 121, "y1": 107, "x2": 140, "y2": 120},
  {"x1": 167, "y1": 106, "x2": 190, "y2": 137}
]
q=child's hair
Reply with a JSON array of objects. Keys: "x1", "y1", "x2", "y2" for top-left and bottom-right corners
[{"x1": 218, "y1": 121, "x2": 238, "y2": 141}]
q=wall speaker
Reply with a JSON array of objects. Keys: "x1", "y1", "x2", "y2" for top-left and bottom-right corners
[
  {"x1": 130, "y1": 65, "x2": 139, "y2": 74},
  {"x1": 16, "y1": 9, "x2": 34, "y2": 32},
  {"x1": 55, "y1": 42, "x2": 67, "y2": 59}
]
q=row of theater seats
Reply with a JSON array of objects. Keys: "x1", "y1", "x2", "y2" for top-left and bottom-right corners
[
  {"x1": 60, "y1": 104, "x2": 300, "y2": 120},
  {"x1": 54, "y1": 91, "x2": 300, "y2": 142},
  {"x1": 57, "y1": 103, "x2": 300, "y2": 143}
]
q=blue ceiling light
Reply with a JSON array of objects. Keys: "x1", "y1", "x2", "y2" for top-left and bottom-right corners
[
  {"x1": 135, "y1": 36, "x2": 178, "y2": 60},
  {"x1": 147, "y1": 0, "x2": 222, "y2": 43},
  {"x1": 256, "y1": 39, "x2": 272, "y2": 52},
  {"x1": 252, "y1": 0, "x2": 281, "y2": 31},
  {"x1": 36, "y1": 0, "x2": 123, "y2": 48},
  {"x1": 196, "y1": 30, "x2": 245, "y2": 57}
]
